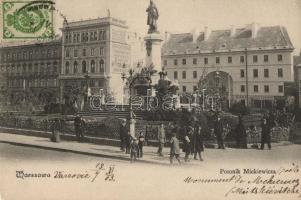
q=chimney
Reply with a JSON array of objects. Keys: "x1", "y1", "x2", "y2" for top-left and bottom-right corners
[
  {"x1": 165, "y1": 31, "x2": 170, "y2": 42},
  {"x1": 192, "y1": 28, "x2": 199, "y2": 43},
  {"x1": 230, "y1": 25, "x2": 236, "y2": 37},
  {"x1": 204, "y1": 26, "x2": 211, "y2": 41},
  {"x1": 251, "y1": 22, "x2": 259, "y2": 39}
]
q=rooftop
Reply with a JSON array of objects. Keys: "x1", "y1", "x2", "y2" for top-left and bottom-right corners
[
  {"x1": 62, "y1": 17, "x2": 127, "y2": 29},
  {"x1": 162, "y1": 25, "x2": 294, "y2": 55},
  {"x1": 0, "y1": 37, "x2": 62, "y2": 48}
]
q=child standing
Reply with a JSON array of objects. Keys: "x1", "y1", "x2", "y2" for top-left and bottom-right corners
[
  {"x1": 170, "y1": 132, "x2": 181, "y2": 165},
  {"x1": 138, "y1": 132, "x2": 145, "y2": 158},
  {"x1": 130, "y1": 137, "x2": 139, "y2": 162}
]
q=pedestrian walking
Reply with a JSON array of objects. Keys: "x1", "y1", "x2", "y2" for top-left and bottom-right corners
[
  {"x1": 125, "y1": 131, "x2": 131, "y2": 154},
  {"x1": 193, "y1": 125, "x2": 204, "y2": 161},
  {"x1": 130, "y1": 137, "x2": 139, "y2": 162},
  {"x1": 138, "y1": 132, "x2": 145, "y2": 158},
  {"x1": 261, "y1": 118, "x2": 271, "y2": 150},
  {"x1": 214, "y1": 116, "x2": 225, "y2": 149},
  {"x1": 74, "y1": 114, "x2": 84, "y2": 142},
  {"x1": 119, "y1": 119, "x2": 127, "y2": 152},
  {"x1": 169, "y1": 132, "x2": 181, "y2": 164},
  {"x1": 157, "y1": 123, "x2": 166, "y2": 157},
  {"x1": 183, "y1": 126, "x2": 193, "y2": 162},
  {"x1": 235, "y1": 116, "x2": 247, "y2": 149}
]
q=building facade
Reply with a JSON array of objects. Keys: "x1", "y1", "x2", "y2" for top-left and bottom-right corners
[
  {"x1": 60, "y1": 17, "x2": 140, "y2": 109},
  {"x1": 0, "y1": 39, "x2": 62, "y2": 108},
  {"x1": 294, "y1": 55, "x2": 301, "y2": 108},
  {"x1": 162, "y1": 23, "x2": 294, "y2": 108}
]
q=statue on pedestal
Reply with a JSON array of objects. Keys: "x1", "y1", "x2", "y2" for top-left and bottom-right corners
[{"x1": 146, "y1": 0, "x2": 159, "y2": 34}]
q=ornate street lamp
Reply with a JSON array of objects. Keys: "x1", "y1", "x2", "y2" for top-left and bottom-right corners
[
  {"x1": 215, "y1": 70, "x2": 221, "y2": 111},
  {"x1": 121, "y1": 64, "x2": 137, "y2": 137}
]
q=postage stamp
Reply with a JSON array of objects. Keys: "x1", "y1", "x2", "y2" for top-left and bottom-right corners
[{"x1": 2, "y1": 0, "x2": 55, "y2": 39}]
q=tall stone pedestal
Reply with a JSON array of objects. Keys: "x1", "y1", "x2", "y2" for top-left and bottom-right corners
[{"x1": 144, "y1": 32, "x2": 163, "y2": 86}]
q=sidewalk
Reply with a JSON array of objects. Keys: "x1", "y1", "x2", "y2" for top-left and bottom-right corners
[{"x1": 0, "y1": 132, "x2": 176, "y2": 165}]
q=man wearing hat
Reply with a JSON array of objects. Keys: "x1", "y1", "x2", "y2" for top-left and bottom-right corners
[{"x1": 119, "y1": 119, "x2": 127, "y2": 152}]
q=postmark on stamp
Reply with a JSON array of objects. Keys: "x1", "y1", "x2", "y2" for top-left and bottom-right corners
[{"x1": 2, "y1": 0, "x2": 55, "y2": 39}]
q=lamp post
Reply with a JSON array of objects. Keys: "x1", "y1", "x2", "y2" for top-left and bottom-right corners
[
  {"x1": 215, "y1": 70, "x2": 221, "y2": 111},
  {"x1": 202, "y1": 88, "x2": 207, "y2": 111},
  {"x1": 121, "y1": 64, "x2": 136, "y2": 138},
  {"x1": 84, "y1": 73, "x2": 90, "y2": 110},
  {"x1": 245, "y1": 48, "x2": 249, "y2": 107}
]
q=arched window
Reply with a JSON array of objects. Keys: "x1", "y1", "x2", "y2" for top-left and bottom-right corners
[
  {"x1": 65, "y1": 62, "x2": 69, "y2": 74},
  {"x1": 73, "y1": 61, "x2": 78, "y2": 74},
  {"x1": 82, "y1": 61, "x2": 86, "y2": 73},
  {"x1": 99, "y1": 59, "x2": 105, "y2": 73},
  {"x1": 91, "y1": 60, "x2": 95, "y2": 73}
]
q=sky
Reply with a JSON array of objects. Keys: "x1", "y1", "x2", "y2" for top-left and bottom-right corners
[
  {"x1": 19, "y1": 0, "x2": 301, "y2": 55},
  {"x1": 54, "y1": 0, "x2": 301, "y2": 54}
]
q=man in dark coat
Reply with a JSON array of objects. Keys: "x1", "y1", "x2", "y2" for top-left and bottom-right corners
[
  {"x1": 119, "y1": 119, "x2": 127, "y2": 152},
  {"x1": 183, "y1": 126, "x2": 193, "y2": 162},
  {"x1": 74, "y1": 115, "x2": 84, "y2": 142},
  {"x1": 235, "y1": 116, "x2": 247, "y2": 149},
  {"x1": 214, "y1": 116, "x2": 225, "y2": 149},
  {"x1": 193, "y1": 125, "x2": 204, "y2": 161},
  {"x1": 261, "y1": 118, "x2": 271, "y2": 150}
]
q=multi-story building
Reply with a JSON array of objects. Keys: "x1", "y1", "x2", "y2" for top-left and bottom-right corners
[
  {"x1": 162, "y1": 23, "x2": 294, "y2": 108},
  {"x1": 60, "y1": 16, "x2": 139, "y2": 109},
  {"x1": 294, "y1": 55, "x2": 301, "y2": 108},
  {"x1": 0, "y1": 38, "x2": 62, "y2": 107}
]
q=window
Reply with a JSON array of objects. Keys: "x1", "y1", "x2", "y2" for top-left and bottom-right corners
[
  {"x1": 182, "y1": 71, "x2": 186, "y2": 79},
  {"x1": 73, "y1": 61, "x2": 78, "y2": 74},
  {"x1": 174, "y1": 59, "x2": 178, "y2": 66},
  {"x1": 29, "y1": 50, "x2": 33, "y2": 59},
  {"x1": 240, "y1": 56, "x2": 245, "y2": 63},
  {"x1": 182, "y1": 59, "x2": 186, "y2": 65},
  {"x1": 65, "y1": 62, "x2": 70, "y2": 74},
  {"x1": 254, "y1": 85, "x2": 259, "y2": 93},
  {"x1": 240, "y1": 69, "x2": 245, "y2": 78},
  {"x1": 82, "y1": 61, "x2": 87, "y2": 73},
  {"x1": 99, "y1": 59, "x2": 105, "y2": 72},
  {"x1": 228, "y1": 56, "x2": 232, "y2": 63},
  {"x1": 264, "y1": 55, "x2": 269, "y2": 62},
  {"x1": 278, "y1": 68, "x2": 283, "y2": 78},
  {"x1": 164, "y1": 60, "x2": 167, "y2": 66},
  {"x1": 264, "y1": 69, "x2": 269, "y2": 78},
  {"x1": 253, "y1": 69, "x2": 258, "y2": 78},
  {"x1": 264, "y1": 85, "x2": 269, "y2": 93},
  {"x1": 193, "y1": 58, "x2": 197, "y2": 65},
  {"x1": 204, "y1": 57, "x2": 208, "y2": 65},
  {"x1": 241, "y1": 85, "x2": 245, "y2": 92},
  {"x1": 278, "y1": 54, "x2": 283, "y2": 62},
  {"x1": 65, "y1": 49, "x2": 70, "y2": 57},
  {"x1": 193, "y1": 86, "x2": 198, "y2": 91},
  {"x1": 253, "y1": 55, "x2": 258, "y2": 63},
  {"x1": 74, "y1": 49, "x2": 78, "y2": 57},
  {"x1": 174, "y1": 71, "x2": 178, "y2": 79},
  {"x1": 90, "y1": 48, "x2": 95, "y2": 56},
  {"x1": 100, "y1": 47, "x2": 104, "y2": 56},
  {"x1": 216, "y1": 57, "x2": 220, "y2": 64},
  {"x1": 91, "y1": 60, "x2": 95, "y2": 73},
  {"x1": 182, "y1": 86, "x2": 186, "y2": 92},
  {"x1": 278, "y1": 85, "x2": 284, "y2": 93},
  {"x1": 82, "y1": 49, "x2": 86, "y2": 56},
  {"x1": 193, "y1": 71, "x2": 197, "y2": 79}
]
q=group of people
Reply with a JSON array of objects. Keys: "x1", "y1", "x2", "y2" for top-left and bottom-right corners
[
  {"x1": 119, "y1": 119, "x2": 145, "y2": 162},
  {"x1": 233, "y1": 115, "x2": 273, "y2": 150},
  {"x1": 149, "y1": 123, "x2": 205, "y2": 164}
]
